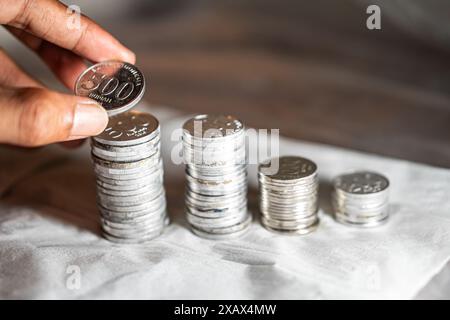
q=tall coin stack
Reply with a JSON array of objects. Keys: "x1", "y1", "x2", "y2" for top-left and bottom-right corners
[
  {"x1": 75, "y1": 61, "x2": 168, "y2": 243},
  {"x1": 258, "y1": 156, "x2": 319, "y2": 234},
  {"x1": 332, "y1": 171, "x2": 389, "y2": 227},
  {"x1": 91, "y1": 111, "x2": 168, "y2": 243},
  {"x1": 182, "y1": 114, "x2": 251, "y2": 239}
]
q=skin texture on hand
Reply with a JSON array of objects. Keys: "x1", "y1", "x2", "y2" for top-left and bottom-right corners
[{"x1": 0, "y1": 0, "x2": 136, "y2": 147}]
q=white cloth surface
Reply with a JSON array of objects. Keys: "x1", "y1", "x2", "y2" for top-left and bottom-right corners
[{"x1": 0, "y1": 105, "x2": 449, "y2": 299}]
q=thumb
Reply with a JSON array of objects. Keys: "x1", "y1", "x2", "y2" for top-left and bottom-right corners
[{"x1": 0, "y1": 87, "x2": 108, "y2": 147}]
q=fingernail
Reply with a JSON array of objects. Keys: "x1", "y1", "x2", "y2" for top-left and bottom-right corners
[
  {"x1": 71, "y1": 100, "x2": 109, "y2": 136},
  {"x1": 121, "y1": 49, "x2": 136, "y2": 64}
]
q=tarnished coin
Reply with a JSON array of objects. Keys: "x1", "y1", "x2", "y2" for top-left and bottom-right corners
[{"x1": 75, "y1": 61, "x2": 145, "y2": 116}]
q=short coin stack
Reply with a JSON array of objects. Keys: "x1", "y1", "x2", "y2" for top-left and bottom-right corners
[
  {"x1": 182, "y1": 114, "x2": 251, "y2": 239},
  {"x1": 332, "y1": 171, "x2": 389, "y2": 227},
  {"x1": 91, "y1": 111, "x2": 168, "y2": 243},
  {"x1": 258, "y1": 156, "x2": 319, "y2": 234}
]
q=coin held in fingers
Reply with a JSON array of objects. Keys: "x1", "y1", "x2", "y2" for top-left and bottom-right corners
[{"x1": 75, "y1": 61, "x2": 146, "y2": 116}]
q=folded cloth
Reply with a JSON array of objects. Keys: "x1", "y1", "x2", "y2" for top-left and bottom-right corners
[{"x1": 0, "y1": 105, "x2": 449, "y2": 299}]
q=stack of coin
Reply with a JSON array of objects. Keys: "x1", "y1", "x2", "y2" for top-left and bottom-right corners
[
  {"x1": 75, "y1": 61, "x2": 168, "y2": 243},
  {"x1": 258, "y1": 156, "x2": 319, "y2": 234},
  {"x1": 182, "y1": 114, "x2": 251, "y2": 239},
  {"x1": 332, "y1": 171, "x2": 389, "y2": 227},
  {"x1": 91, "y1": 111, "x2": 168, "y2": 243}
]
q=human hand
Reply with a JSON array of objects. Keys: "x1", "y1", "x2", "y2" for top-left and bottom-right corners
[{"x1": 0, "y1": 0, "x2": 136, "y2": 146}]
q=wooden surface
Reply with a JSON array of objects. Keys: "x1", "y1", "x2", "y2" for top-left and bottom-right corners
[
  {"x1": 4, "y1": 0, "x2": 450, "y2": 167},
  {"x1": 102, "y1": 0, "x2": 450, "y2": 168}
]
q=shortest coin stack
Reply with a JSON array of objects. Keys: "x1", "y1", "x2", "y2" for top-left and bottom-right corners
[
  {"x1": 258, "y1": 156, "x2": 319, "y2": 235},
  {"x1": 91, "y1": 111, "x2": 168, "y2": 243},
  {"x1": 332, "y1": 171, "x2": 389, "y2": 227}
]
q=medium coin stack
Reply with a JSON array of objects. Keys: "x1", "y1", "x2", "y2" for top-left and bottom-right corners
[
  {"x1": 91, "y1": 111, "x2": 168, "y2": 243},
  {"x1": 332, "y1": 171, "x2": 390, "y2": 227},
  {"x1": 258, "y1": 156, "x2": 319, "y2": 235},
  {"x1": 182, "y1": 114, "x2": 251, "y2": 239}
]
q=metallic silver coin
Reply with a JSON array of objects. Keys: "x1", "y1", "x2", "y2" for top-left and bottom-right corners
[
  {"x1": 101, "y1": 206, "x2": 166, "y2": 224},
  {"x1": 75, "y1": 61, "x2": 145, "y2": 116},
  {"x1": 94, "y1": 111, "x2": 159, "y2": 146},
  {"x1": 102, "y1": 218, "x2": 169, "y2": 244},
  {"x1": 259, "y1": 156, "x2": 317, "y2": 181},
  {"x1": 183, "y1": 114, "x2": 249, "y2": 238},
  {"x1": 187, "y1": 210, "x2": 248, "y2": 229},
  {"x1": 334, "y1": 212, "x2": 389, "y2": 228},
  {"x1": 102, "y1": 215, "x2": 166, "y2": 232},
  {"x1": 94, "y1": 169, "x2": 162, "y2": 182},
  {"x1": 98, "y1": 189, "x2": 165, "y2": 209},
  {"x1": 190, "y1": 225, "x2": 249, "y2": 240},
  {"x1": 332, "y1": 171, "x2": 390, "y2": 228},
  {"x1": 258, "y1": 156, "x2": 319, "y2": 235},
  {"x1": 99, "y1": 202, "x2": 166, "y2": 220},
  {"x1": 102, "y1": 231, "x2": 162, "y2": 244},
  {"x1": 193, "y1": 213, "x2": 251, "y2": 235},
  {"x1": 186, "y1": 202, "x2": 247, "y2": 219},
  {"x1": 262, "y1": 218, "x2": 319, "y2": 236},
  {"x1": 92, "y1": 147, "x2": 160, "y2": 162},
  {"x1": 91, "y1": 136, "x2": 160, "y2": 153},
  {"x1": 90, "y1": 111, "x2": 168, "y2": 243},
  {"x1": 334, "y1": 171, "x2": 389, "y2": 195},
  {"x1": 96, "y1": 176, "x2": 163, "y2": 190},
  {"x1": 97, "y1": 183, "x2": 162, "y2": 197},
  {"x1": 183, "y1": 114, "x2": 244, "y2": 140}
]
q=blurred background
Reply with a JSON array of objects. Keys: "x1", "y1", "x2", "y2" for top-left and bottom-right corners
[{"x1": 1, "y1": 0, "x2": 449, "y2": 167}]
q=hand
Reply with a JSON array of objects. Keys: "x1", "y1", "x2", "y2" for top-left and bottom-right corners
[{"x1": 0, "y1": 0, "x2": 136, "y2": 147}]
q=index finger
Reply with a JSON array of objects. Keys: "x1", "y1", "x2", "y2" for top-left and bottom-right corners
[{"x1": 0, "y1": 0, "x2": 135, "y2": 64}]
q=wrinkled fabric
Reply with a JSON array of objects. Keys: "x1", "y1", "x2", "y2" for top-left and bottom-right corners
[{"x1": 0, "y1": 106, "x2": 449, "y2": 299}]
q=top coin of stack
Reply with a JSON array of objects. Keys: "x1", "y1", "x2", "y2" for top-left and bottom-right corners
[
  {"x1": 332, "y1": 171, "x2": 390, "y2": 227},
  {"x1": 75, "y1": 60, "x2": 145, "y2": 116},
  {"x1": 258, "y1": 156, "x2": 319, "y2": 235},
  {"x1": 182, "y1": 114, "x2": 251, "y2": 239}
]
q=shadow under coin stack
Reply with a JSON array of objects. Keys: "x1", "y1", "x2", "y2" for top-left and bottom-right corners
[
  {"x1": 258, "y1": 156, "x2": 319, "y2": 234},
  {"x1": 332, "y1": 171, "x2": 389, "y2": 227},
  {"x1": 182, "y1": 114, "x2": 251, "y2": 239},
  {"x1": 91, "y1": 111, "x2": 168, "y2": 243}
]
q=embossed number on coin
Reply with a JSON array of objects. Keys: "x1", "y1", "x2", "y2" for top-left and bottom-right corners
[{"x1": 75, "y1": 61, "x2": 145, "y2": 116}]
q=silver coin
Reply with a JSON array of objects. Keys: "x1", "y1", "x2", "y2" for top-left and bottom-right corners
[
  {"x1": 183, "y1": 114, "x2": 244, "y2": 140},
  {"x1": 102, "y1": 219, "x2": 169, "y2": 244},
  {"x1": 262, "y1": 218, "x2": 319, "y2": 236},
  {"x1": 75, "y1": 61, "x2": 145, "y2": 116},
  {"x1": 334, "y1": 171, "x2": 389, "y2": 195},
  {"x1": 99, "y1": 201, "x2": 166, "y2": 220},
  {"x1": 259, "y1": 156, "x2": 317, "y2": 181},
  {"x1": 94, "y1": 111, "x2": 159, "y2": 146},
  {"x1": 332, "y1": 171, "x2": 390, "y2": 228},
  {"x1": 183, "y1": 114, "x2": 248, "y2": 238},
  {"x1": 194, "y1": 213, "x2": 251, "y2": 235},
  {"x1": 258, "y1": 156, "x2": 319, "y2": 235},
  {"x1": 90, "y1": 111, "x2": 169, "y2": 243},
  {"x1": 335, "y1": 212, "x2": 389, "y2": 228}
]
